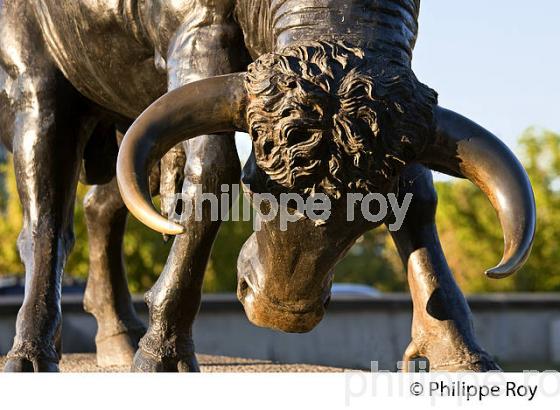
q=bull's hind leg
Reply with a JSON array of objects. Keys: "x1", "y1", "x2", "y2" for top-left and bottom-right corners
[
  {"x1": 1, "y1": 2, "x2": 89, "y2": 371},
  {"x1": 2, "y1": 70, "x2": 88, "y2": 371},
  {"x1": 387, "y1": 164, "x2": 499, "y2": 371},
  {"x1": 83, "y1": 177, "x2": 147, "y2": 367}
]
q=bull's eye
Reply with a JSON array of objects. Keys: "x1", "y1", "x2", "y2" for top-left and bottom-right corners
[
  {"x1": 263, "y1": 140, "x2": 274, "y2": 156},
  {"x1": 280, "y1": 108, "x2": 292, "y2": 118}
]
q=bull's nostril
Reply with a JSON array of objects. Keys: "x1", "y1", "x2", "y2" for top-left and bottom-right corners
[{"x1": 238, "y1": 278, "x2": 250, "y2": 298}]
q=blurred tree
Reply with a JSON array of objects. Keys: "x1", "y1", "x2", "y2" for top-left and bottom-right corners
[
  {"x1": 0, "y1": 159, "x2": 23, "y2": 275},
  {"x1": 334, "y1": 228, "x2": 405, "y2": 291},
  {"x1": 203, "y1": 205, "x2": 253, "y2": 293}
]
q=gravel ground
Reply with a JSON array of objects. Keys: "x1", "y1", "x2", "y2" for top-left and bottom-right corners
[{"x1": 0, "y1": 353, "x2": 346, "y2": 372}]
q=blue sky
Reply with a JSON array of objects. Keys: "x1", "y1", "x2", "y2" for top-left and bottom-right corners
[
  {"x1": 237, "y1": 1, "x2": 560, "y2": 163},
  {"x1": 413, "y1": 0, "x2": 560, "y2": 152}
]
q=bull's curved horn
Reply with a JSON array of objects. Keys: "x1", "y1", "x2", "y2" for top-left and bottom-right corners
[
  {"x1": 421, "y1": 106, "x2": 536, "y2": 278},
  {"x1": 116, "y1": 73, "x2": 247, "y2": 235}
]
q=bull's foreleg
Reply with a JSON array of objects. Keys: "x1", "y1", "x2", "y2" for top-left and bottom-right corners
[
  {"x1": 132, "y1": 134, "x2": 240, "y2": 372},
  {"x1": 387, "y1": 164, "x2": 500, "y2": 371},
  {"x1": 131, "y1": 18, "x2": 246, "y2": 372},
  {"x1": 83, "y1": 177, "x2": 147, "y2": 367}
]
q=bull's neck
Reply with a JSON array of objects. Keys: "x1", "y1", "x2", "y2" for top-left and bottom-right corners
[{"x1": 270, "y1": 0, "x2": 419, "y2": 65}]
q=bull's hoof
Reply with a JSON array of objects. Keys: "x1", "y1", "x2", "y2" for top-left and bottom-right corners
[
  {"x1": 3, "y1": 356, "x2": 59, "y2": 372},
  {"x1": 131, "y1": 348, "x2": 200, "y2": 372},
  {"x1": 429, "y1": 353, "x2": 502, "y2": 372},
  {"x1": 402, "y1": 340, "x2": 501, "y2": 372},
  {"x1": 95, "y1": 326, "x2": 146, "y2": 367}
]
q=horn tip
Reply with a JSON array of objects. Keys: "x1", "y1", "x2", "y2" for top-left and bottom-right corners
[
  {"x1": 485, "y1": 264, "x2": 516, "y2": 279},
  {"x1": 165, "y1": 223, "x2": 186, "y2": 235}
]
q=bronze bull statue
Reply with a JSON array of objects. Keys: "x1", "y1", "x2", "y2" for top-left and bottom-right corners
[{"x1": 0, "y1": 0, "x2": 535, "y2": 372}]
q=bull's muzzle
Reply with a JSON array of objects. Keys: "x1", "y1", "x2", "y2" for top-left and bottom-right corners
[
  {"x1": 238, "y1": 279, "x2": 327, "y2": 333},
  {"x1": 236, "y1": 236, "x2": 330, "y2": 333}
]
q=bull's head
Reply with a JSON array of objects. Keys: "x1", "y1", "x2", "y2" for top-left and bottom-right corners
[{"x1": 116, "y1": 41, "x2": 535, "y2": 332}]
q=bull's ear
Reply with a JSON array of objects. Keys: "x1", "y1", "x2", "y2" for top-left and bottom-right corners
[
  {"x1": 116, "y1": 73, "x2": 248, "y2": 235},
  {"x1": 420, "y1": 106, "x2": 536, "y2": 278}
]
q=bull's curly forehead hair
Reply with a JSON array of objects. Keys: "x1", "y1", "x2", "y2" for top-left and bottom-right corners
[{"x1": 244, "y1": 40, "x2": 438, "y2": 198}]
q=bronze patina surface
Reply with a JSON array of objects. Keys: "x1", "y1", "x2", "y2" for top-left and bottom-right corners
[{"x1": 0, "y1": 0, "x2": 535, "y2": 372}]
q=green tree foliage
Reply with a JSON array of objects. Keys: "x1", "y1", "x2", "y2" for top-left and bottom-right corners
[
  {"x1": 202, "y1": 200, "x2": 253, "y2": 292},
  {"x1": 334, "y1": 229, "x2": 404, "y2": 291},
  {"x1": 0, "y1": 128, "x2": 558, "y2": 293},
  {"x1": 0, "y1": 160, "x2": 22, "y2": 274}
]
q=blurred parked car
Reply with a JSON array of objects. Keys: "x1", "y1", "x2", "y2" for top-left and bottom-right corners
[{"x1": 331, "y1": 283, "x2": 381, "y2": 298}]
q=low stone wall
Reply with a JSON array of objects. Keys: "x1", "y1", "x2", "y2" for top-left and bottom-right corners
[{"x1": 1, "y1": 293, "x2": 559, "y2": 370}]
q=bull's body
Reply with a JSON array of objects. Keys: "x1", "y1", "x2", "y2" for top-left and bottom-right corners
[
  {"x1": 32, "y1": 1, "x2": 166, "y2": 118},
  {"x1": 30, "y1": 0, "x2": 418, "y2": 118},
  {"x1": 0, "y1": 0, "x2": 534, "y2": 372}
]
